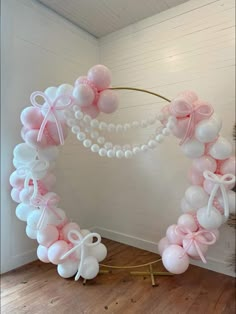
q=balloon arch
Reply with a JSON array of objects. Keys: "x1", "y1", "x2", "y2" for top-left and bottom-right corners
[{"x1": 10, "y1": 65, "x2": 235, "y2": 280}]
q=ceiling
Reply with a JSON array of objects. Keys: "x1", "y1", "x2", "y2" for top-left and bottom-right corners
[{"x1": 37, "y1": 0, "x2": 189, "y2": 38}]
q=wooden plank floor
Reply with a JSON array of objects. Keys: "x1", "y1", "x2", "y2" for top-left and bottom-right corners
[{"x1": 1, "y1": 239, "x2": 235, "y2": 314}]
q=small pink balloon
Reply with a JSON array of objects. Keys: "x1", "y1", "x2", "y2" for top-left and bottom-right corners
[
  {"x1": 177, "y1": 214, "x2": 198, "y2": 232},
  {"x1": 9, "y1": 171, "x2": 24, "y2": 188},
  {"x1": 37, "y1": 245, "x2": 50, "y2": 263},
  {"x1": 188, "y1": 167, "x2": 204, "y2": 186},
  {"x1": 162, "y1": 245, "x2": 190, "y2": 274},
  {"x1": 61, "y1": 222, "x2": 80, "y2": 242},
  {"x1": 182, "y1": 235, "x2": 208, "y2": 257},
  {"x1": 87, "y1": 65, "x2": 112, "y2": 91},
  {"x1": 171, "y1": 118, "x2": 189, "y2": 139},
  {"x1": 48, "y1": 240, "x2": 69, "y2": 265},
  {"x1": 220, "y1": 157, "x2": 236, "y2": 176},
  {"x1": 158, "y1": 237, "x2": 170, "y2": 256},
  {"x1": 97, "y1": 90, "x2": 118, "y2": 114},
  {"x1": 11, "y1": 188, "x2": 21, "y2": 203},
  {"x1": 192, "y1": 155, "x2": 217, "y2": 173},
  {"x1": 21, "y1": 107, "x2": 44, "y2": 129},
  {"x1": 46, "y1": 121, "x2": 68, "y2": 145},
  {"x1": 37, "y1": 225, "x2": 59, "y2": 247},
  {"x1": 24, "y1": 129, "x2": 48, "y2": 149},
  {"x1": 166, "y1": 224, "x2": 184, "y2": 245},
  {"x1": 81, "y1": 104, "x2": 100, "y2": 118}
]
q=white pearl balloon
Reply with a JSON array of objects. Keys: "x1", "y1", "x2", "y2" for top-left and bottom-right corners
[
  {"x1": 89, "y1": 243, "x2": 107, "y2": 262},
  {"x1": 148, "y1": 140, "x2": 157, "y2": 149},
  {"x1": 26, "y1": 225, "x2": 37, "y2": 239},
  {"x1": 181, "y1": 139, "x2": 205, "y2": 159},
  {"x1": 99, "y1": 148, "x2": 107, "y2": 157},
  {"x1": 16, "y1": 203, "x2": 35, "y2": 221},
  {"x1": 80, "y1": 256, "x2": 99, "y2": 280},
  {"x1": 116, "y1": 150, "x2": 124, "y2": 158},
  {"x1": 77, "y1": 132, "x2": 86, "y2": 141},
  {"x1": 218, "y1": 190, "x2": 236, "y2": 214},
  {"x1": 107, "y1": 149, "x2": 114, "y2": 158},
  {"x1": 75, "y1": 110, "x2": 84, "y2": 120},
  {"x1": 83, "y1": 139, "x2": 92, "y2": 148},
  {"x1": 155, "y1": 134, "x2": 164, "y2": 143},
  {"x1": 208, "y1": 136, "x2": 232, "y2": 160},
  {"x1": 13, "y1": 143, "x2": 37, "y2": 163},
  {"x1": 195, "y1": 117, "x2": 221, "y2": 143},
  {"x1": 197, "y1": 206, "x2": 223, "y2": 229},
  {"x1": 91, "y1": 144, "x2": 100, "y2": 153},
  {"x1": 57, "y1": 260, "x2": 78, "y2": 278},
  {"x1": 185, "y1": 186, "x2": 209, "y2": 208},
  {"x1": 124, "y1": 150, "x2": 132, "y2": 158}
]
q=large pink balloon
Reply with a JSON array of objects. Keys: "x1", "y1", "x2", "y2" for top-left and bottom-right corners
[
  {"x1": 158, "y1": 237, "x2": 170, "y2": 256},
  {"x1": 24, "y1": 129, "x2": 48, "y2": 149},
  {"x1": 171, "y1": 118, "x2": 189, "y2": 139},
  {"x1": 219, "y1": 157, "x2": 236, "y2": 176},
  {"x1": 162, "y1": 245, "x2": 190, "y2": 274},
  {"x1": 87, "y1": 65, "x2": 112, "y2": 91},
  {"x1": 37, "y1": 225, "x2": 59, "y2": 247},
  {"x1": 97, "y1": 90, "x2": 118, "y2": 114},
  {"x1": 188, "y1": 167, "x2": 204, "y2": 186},
  {"x1": 21, "y1": 107, "x2": 44, "y2": 129},
  {"x1": 61, "y1": 222, "x2": 80, "y2": 242},
  {"x1": 46, "y1": 121, "x2": 68, "y2": 145},
  {"x1": 177, "y1": 214, "x2": 198, "y2": 232},
  {"x1": 192, "y1": 155, "x2": 217, "y2": 173},
  {"x1": 166, "y1": 224, "x2": 184, "y2": 245}
]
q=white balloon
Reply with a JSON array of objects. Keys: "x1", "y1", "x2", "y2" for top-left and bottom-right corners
[
  {"x1": 48, "y1": 208, "x2": 66, "y2": 226},
  {"x1": 89, "y1": 243, "x2": 107, "y2": 262},
  {"x1": 44, "y1": 86, "x2": 57, "y2": 100},
  {"x1": 13, "y1": 143, "x2": 37, "y2": 163},
  {"x1": 27, "y1": 210, "x2": 43, "y2": 229},
  {"x1": 13, "y1": 158, "x2": 24, "y2": 169},
  {"x1": 197, "y1": 206, "x2": 223, "y2": 229},
  {"x1": 38, "y1": 146, "x2": 59, "y2": 162},
  {"x1": 208, "y1": 136, "x2": 232, "y2": 160},
  {"x1": 16, "y1": 203, "x2": 35, "y2": 221},
  {"x1": 217, "y1": 190, "x2": 236, "y2": 214},
  {"x1": 195, "y1": 117, "x2": 221, "y2": 143},
  {"x1": 80, "y1": 256, "x2": 99, "y2": 280},
  {"x1": 57, "y1": 260, "x2": 78, "y2": 278},
  {"x1": 19, "y1": 187, "x2": 34, "y2": 204},
  {"x1": 181, "y1": 139, "x2": 205, "y2": 159},
  {"x1": 180, "y1": 197, "x2": 194, "y2": 213},
  {"x1": 56, "y1": 84, "x2": 73, "y2": 97},
  {"x1": 26, "y1": 225, "x2": 37, "y2": 239},
  {"x1": 185, "y1": 185, "x2": 209, "y2": 208}
]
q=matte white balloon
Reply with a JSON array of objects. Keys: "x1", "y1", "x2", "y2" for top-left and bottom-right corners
[
  {"x1": 162, "y1": 245, "x2": 190, "y2": 274},
  {"x1": 195, "y1": 117, "x2": 221, "y2": 143},
  {"x1": 89, "y1": 243, "x2": 107, "y2": 262},
  {"x1": 27, "y1": 210, "x2": 43, "y2": 229},
  {"x1": 44, "y1": 86, "x2": 57, "y2": 100},
  {"x1": 209, "y1": 136, "x2": 232, "y2": 160},
  {"x1": 185, "y1": 185, "x2": 209, "y2": 208},
  {"x1": 16, "y1": 203, "x2": 35, "y2": 221},
  {"x1": 57, "y1": 260, "x2": 78, "y2": 278},
  {"x1": 48, "y1": 208, "x2": 66, "y2": 226},
  {"x1": 197, "y1": 206, "x2": 223, "y2": 229},
  {"x1": 177, "y1": 214, "x2": 198, "y2": 231},
  {"x1": 180, "y1": 198, "x2": 194, "y2": 213},
  {"x1": 13, "y1": 143, "x2": 37, "y2": 163},
  {"x1": 80, "y1": 256, "x2": 99, "y2": 280},
  {"x1": 181, "y1": 139, "x2": 205, "y2": 159},
  {"x1": 56, "y1": 84, "x2": 73, "y2": 97},
  {"x1": 26, "y1": 225, "x2": 37, "y2": 239}
]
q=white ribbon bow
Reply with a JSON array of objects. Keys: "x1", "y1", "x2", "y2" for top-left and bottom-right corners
[
  {"x1": 16, "y1": 160, "x2": 49, "y2": 200},
  {"x1": 61, "y1": 230, "x2": 101, "y2": 281},
  {"x1": 203, "y1": 170, "x2": 235, "y2": 219}
]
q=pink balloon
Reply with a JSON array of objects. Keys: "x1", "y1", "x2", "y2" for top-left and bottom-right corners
[
  {"x1": 73, "y1": 84, "x2": 95, "y2": 107},
  {"x1": 37, "y1": 245, "x2": 50, "y2": 263},
  {"x1": 171, "y1": 118, "x2": 189, "y2": 139},
  {"x1": 182, "y1": 235, "x2": 208, "y2": 257},
  {"x1": 97, "y1": 90, "x2": 118, "y2": 114},
  {"x1": 192, "y1": 155, "x2": 217, "y2": 173},
  {"x1": 162, "y1": 245, "x2": 190, "y2": 274},
  {"x1": 48, "y1": 240, "x2": 69, "y2": 265},
  {"x1": 11, "y1": 188, "x2": 21, "y2": 203},
  {"x1": 188, "y1": 167, "x2": 204, "y2": 186},
  {"x1": 37, "y1": 225, "x2": 59, "y2": 247},
  {"x1": 87, "y1": 65, "x2": 112, "y2": 91},
  {"x1": 220, "y1": 157, "x2": 236, "y2": 176},
  {"x1": 61, "y1": 222, "x2": 80, "y2": 242},
  {"x1": 81, "y1": 104, "x2": 100, "y2": 118},
  {"x1": 21, "y1": 107, "x2": 44, "y2": 129},
  {"x1": 177, "y1": 214, "x2": 198, "y2": 232},
  {"x1": 9, "y1": 171, "x2": 24, "y2": 188},
  {"x1": 24, "y1": 129, "x2": 48, "y2": 149},
  {"x1": 158, "y1": 237, "x2": 170, "y2": 256},
  {"x1": 166, "y1": 224, "x2": 184, "y2": 245},
  {"x1": 75, "y1": 76, "x2": 87, "y2": 85},
  {"x1": 178, "y1": 90, "x2": 198, "y2": 103},
  {"x1": 46, "y1": 121, "x2": 68, "y2": 145}
]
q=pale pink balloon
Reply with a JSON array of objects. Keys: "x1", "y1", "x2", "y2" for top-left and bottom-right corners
[
  {"x1": 37, "y1": 225, "x2": 59, "y2": 247},
  {"x1": 188, "y1": 167, "x2": 204, "y2": 186},
  {"x1": 166, "y1": 224, "x2": 184, "y2": 245},
  {"x1": 178, "y1": 90, "x2": 198, "y2": 103},
  {"x1": 170, "y1": 97, "x2": 191, "y2": 118},
  {"x1": 87, "y1": 65, "x2": 112, "y2": 91},
  {"x1": 73, "y1": 84, "x2": 95, "y2": 107},
  {"x1": 75, "y1": 76, "x2": 87, "y2": 85},
  {"x1": 61, "y1": 222, "x2": 80, "y2": 242},
  {"x1": 20, "y1": 107, "x2": 44, "y2": 129},
  {"x1": 46, "y1": 121, "x2": 68, "y2": 145},
  {"x1": 48, "y1": 240, "x2": 69, "y2": 265},
  {"x1": 162, "y1": 245, "x2": 190, "y2": 274},
  {"x1": 24, "y1": 129, "x2": 48, "y2": 149},
  {"x1": 37, "y1": 245, "x2": 50, "y2": 263},
  {"x1": 171, "y1": 118, "x2": 189, "y2": 139},
  {"x1": 192, "y1": 155, "x2": 217, "y2": 173},
  {"x1": 160, "y1": 105, "x2": 170, "y2": 125},
  {"x1": 182, "y1": 235, "x2": 208, "y2": 257},
  {"x1": 158, "y1": 237, "x2": 170, "y2": 256},
  {"x1": 81, "y1": 104, "x2": 100, "y2": 118},
  {"x1": 219, "y1": 157, "x2": 236, "y2": 176},
  {"x1": 177, "y1": 214, "x2": 198, "y2": 232},
  {"x1": 9, "y1": 171, "x2": 24, "y2": 188},
  {"x1": 11, "y1": 188, "x2": 21, "y2": 203},
  {"x1": 97, "y1": 90, "x2": 118, "y2": 114}
]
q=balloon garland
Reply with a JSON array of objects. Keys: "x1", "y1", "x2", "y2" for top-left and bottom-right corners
[{"x1": 10, "y1": 65, "x2": 235, "y2": 280}]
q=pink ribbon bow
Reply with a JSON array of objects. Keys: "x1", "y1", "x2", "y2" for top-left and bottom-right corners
[
  {"x1": 31, "y1": 194, "x2": 61, "y2": 230},
  {"x1": 30, "y1": 91, "x2": 74, "y2": 145},
  {"x1": 175, "y1": 225, "x2": 216, "y2": 263},
  {"x1": 203, "y1": 170, "x2": 235, "y2": 219},
  {"x1": 61, "y1": 229, "x2": 101, "y2": 281},
  {"x1": 170, "y1": 99, "x2": 214, "y2": 145}
]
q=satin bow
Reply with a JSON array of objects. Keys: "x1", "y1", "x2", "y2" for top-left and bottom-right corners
[
  {"x1": 31, "y1": 194, "x2": 61, "y2": 230},
  {"x1": 16, "y1": 160, "x2": 49, "y2": 200},
  {"x1": 61, "y1": 230, "x2": 101, "y2": 281},
  {"x1": 30, "y1": 91, "x2": 74, "y2": 145},
  {"x1": 203, "y1": 170, "x2": 235, "y2": 219},
  {"x1": 175, "y1": 225, "x2": 216, "y2": 263},
  {"x1": 170, "y1": 99, "x2": 214, "y2": 145}
]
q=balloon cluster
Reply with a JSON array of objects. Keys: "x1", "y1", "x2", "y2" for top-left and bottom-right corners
[{"x1": 158, "y1": 91, "x2": 235, "y2": 274}]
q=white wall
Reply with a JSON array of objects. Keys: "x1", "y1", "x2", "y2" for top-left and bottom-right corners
[
  {"x1": 1, "y1": 0, "x2": 99, "y2": 273},
  {"x1": 96, "y1": 0, "x2": 235, "y2": 276}
]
